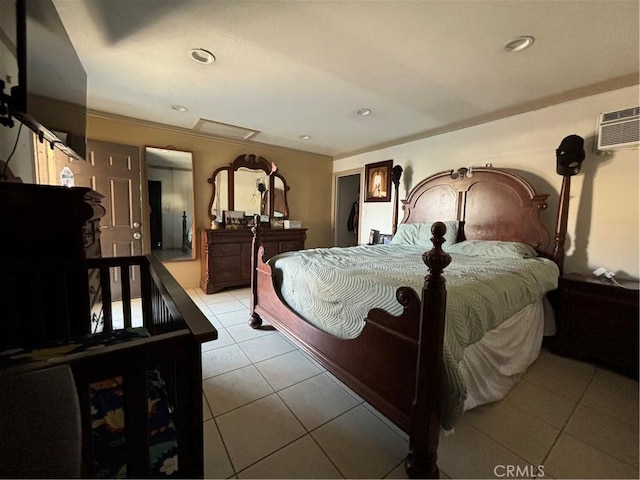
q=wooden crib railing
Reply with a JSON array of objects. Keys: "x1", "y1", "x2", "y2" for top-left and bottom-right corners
[{"x1": 0, "y1": 255, "x2": 217, "y2": 478}]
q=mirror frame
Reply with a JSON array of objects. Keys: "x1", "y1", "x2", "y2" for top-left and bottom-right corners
[
  {"x1": 207, "y1": 154, "x2": 290, "y2": 224},
  {"x1": 145, "y1": 146, "x2": 196, "y2": 261}
]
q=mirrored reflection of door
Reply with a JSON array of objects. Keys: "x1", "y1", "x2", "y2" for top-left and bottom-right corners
[
  {"x1": 145, "y1": 147, "x2": 195, "y2": 262},
  {"x1": 148, "y1": 180, "x2": 163, "y2": 250}
]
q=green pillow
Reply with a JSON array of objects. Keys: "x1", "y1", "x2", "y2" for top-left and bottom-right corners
[
  {"x1": 390, "y1": 221, "x2": 459, "y2": 251},
  {"x1": 447, "y1": 240, "x2": 537, "y2": 258}
]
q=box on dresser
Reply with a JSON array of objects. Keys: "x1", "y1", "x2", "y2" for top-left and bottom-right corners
[{"x1": 550, "y1": 272, "x2": 639, "y2": 379}]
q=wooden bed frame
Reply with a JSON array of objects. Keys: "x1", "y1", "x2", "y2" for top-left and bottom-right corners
[
  {"x1": 0, "y1": 255, "x2": 217, "y2": 478},
  {"x1": 248, "y1": 166, "x2": 568, "y2": 478}
]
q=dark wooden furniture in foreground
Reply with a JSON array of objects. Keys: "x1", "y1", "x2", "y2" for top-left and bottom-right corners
[
  {"x1": 551, "y1": 273, "x2": 639, "y2": 379},
  {"x1": 0, "y1": 255, "x2": 218, "y2": 478},
  {"x1": 0, "y1": 182, "x2": 106, "y2": 326},
  {"x1": 0, "y1": 182, "x2": 105, "y2": 260},
  {"x1": 200, "y1": 227, "x2": 306, "y2": 293},
  {"x1": 249, "y1": 167, "x2": 568, "y2": 478}
]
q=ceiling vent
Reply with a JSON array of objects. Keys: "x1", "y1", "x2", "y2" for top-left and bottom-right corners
[
  {"x1": 596, "y1": 106, "x2": 639, "y2": 152},
  {"x1": 193, "y1": 118, "x2": 260, "y2": 140}
]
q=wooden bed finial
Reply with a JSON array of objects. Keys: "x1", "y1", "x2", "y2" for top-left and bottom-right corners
[
  {"x1": 553, "y1": 134, "x2": 585, "y2": 274},
  {"x1": 249, "y1": 214, "x2": 264, "y2": 328},
  {"x1": 391, "y1": 165, "x2": 403, "y2": 234}
]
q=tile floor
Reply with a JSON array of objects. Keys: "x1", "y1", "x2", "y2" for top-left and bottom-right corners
[{"x1": 186, "y1": 286, "x2": 638, "y2": 479}]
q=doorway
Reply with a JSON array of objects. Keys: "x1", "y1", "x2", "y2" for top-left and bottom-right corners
[
  {"x1": 334, "y1": 172, "x2": 361, "y2": 247},
  {"x1": 148, "y1": 180, "x2": 163, "y2": 250}
]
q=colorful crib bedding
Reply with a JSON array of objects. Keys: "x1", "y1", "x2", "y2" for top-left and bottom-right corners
[
  {"x1": 90, "y1": 369, "x2": 178, "y2": 478},
  {"x1": 269, "y1": 240, "x2": 560, "y2": 429},
  {"x1": 0, "y1": 327, "x2": 179, "y2": 477}
]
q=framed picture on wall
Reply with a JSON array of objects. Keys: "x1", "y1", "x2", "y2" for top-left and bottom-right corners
[{"x1": 364, "y1": 160, "x2": 393, "y2": 202}]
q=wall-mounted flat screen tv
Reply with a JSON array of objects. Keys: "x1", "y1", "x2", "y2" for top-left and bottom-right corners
[{"x1": 0, "y1": 0, "x2": 87, "y2": 160}]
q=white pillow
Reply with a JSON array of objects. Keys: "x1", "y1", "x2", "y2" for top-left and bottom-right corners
[
  {"x1": 447, "y1": 240, "x2": 537, "y2": 258},
  {"x1": 390, "y1": 221, "x2": 459, "y2": 251}
]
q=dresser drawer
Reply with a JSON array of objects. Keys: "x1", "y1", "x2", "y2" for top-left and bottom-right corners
[
  {"x1": 85, "y1": 241, "x2": 101, "y2": 259},
  {"x1": 280, "y1": 240, "x2": 304, "y2": 252},
  {"x1": 211, "y1": 243, "x2": 242, "y2": 257},
  {"x1": 212, "y1": 256, "x2": 243, "y2": 282},
  {"x1": 200, "y1": 227, "x2": 307, "y2": 294},
  {"x1": 262, "y1": 241, "x2": 280, "y2": 260},
  {"x1": 82, "y1": 221, "x2": 97, "y2": 247}
]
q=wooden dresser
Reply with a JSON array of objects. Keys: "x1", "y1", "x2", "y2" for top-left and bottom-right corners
[
  {"x1": 200, "y1": 228, "x2": 306, "y2": 294},
  {"x1": 0, "y1": 182, "x2": 106, "y2": 329}
]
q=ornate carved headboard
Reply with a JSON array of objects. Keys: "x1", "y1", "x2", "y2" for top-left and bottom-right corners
[{"x1": 399, "y1": 167, "x2": 552, "y2": 254}]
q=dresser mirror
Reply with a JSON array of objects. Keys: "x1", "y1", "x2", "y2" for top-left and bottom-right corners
[
  {"x1": 234, "y1": 167, "x2": 268, "y2": 216},
  {"x1": 146, "y1": 147, "x2": 195, "y2": 261},
  {"x1": 272, "y1": 175, "x2": 289, "y2": 218},
  {"x1": 207, "y1": 154, "x2": 290, "y2": 226}
]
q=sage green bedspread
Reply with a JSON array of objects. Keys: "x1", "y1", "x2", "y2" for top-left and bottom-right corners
[{"x1": 269, "y1": 243, "x2": 559, "y2": 429}]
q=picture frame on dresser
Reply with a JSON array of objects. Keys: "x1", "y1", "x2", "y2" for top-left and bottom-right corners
[
  {"x1": 223, "y1": 210, "x2": 245, "y2": 229},
  {"x1": 379, "y1": 233, "x2": 393, "y2": 244}
]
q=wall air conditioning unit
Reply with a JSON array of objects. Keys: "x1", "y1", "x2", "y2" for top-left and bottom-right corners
[{"x1": 596, "y1": 106, "x2": 639, "y2": 152}]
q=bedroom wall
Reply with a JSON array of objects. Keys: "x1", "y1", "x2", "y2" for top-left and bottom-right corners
[
  {"x1": 333, "y1": 86, "x2": 639, "y2": 280},
  {"x1": 85, "y1": 112, "x2": 334, "y2": 288},
  {"x1": 3, "y1": 105, "x2": 334, "y2": 288}
]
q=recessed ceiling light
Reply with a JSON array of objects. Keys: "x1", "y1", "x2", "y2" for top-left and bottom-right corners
[
  {"x1": 356, "y1": 108, "x2": 372, "y2": 116},
  {"x1": 189, "y1": 48, "x2": 216, "y2": 64},
  {"x1": 504, "y1": 36, "x2": 535, "y2": 53},
  {"x1": 299, "y1": 135, "x2": 311, "y2": 140},
  {"x1": 171, "y1": 105, "x2": 188, "y2": 112}
]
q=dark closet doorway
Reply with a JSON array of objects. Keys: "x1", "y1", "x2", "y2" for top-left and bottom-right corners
[
  {"x1": 334, "y1": 172, "x2": 361, "y2": 247},
  {"x1": 148, "y1": 180, "x2": 163, "y2": 250}
]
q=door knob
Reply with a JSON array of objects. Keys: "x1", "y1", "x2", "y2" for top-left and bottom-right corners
[
  {"x1": 133, "y1": 222, "x2": 140, "y2": 228},
  {"x1": 133, "y1": 232, "x2": 142, "y2": 240}
]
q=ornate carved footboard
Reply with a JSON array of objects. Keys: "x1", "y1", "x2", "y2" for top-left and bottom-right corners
[{"x1": 250, "y1": 221, "x2": 451, "y2": 478}]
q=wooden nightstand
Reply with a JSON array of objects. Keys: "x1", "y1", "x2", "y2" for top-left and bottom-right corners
[{"x1": 550, "y1": 273, "x2": 639, "y2": 379}]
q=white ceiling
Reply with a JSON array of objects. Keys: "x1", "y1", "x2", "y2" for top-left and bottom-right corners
[{"x1": 52, "y1": 0, "x2": 639, "y2": 158}]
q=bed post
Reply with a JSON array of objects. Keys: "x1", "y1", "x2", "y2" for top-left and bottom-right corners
[
  {"x1": 405, "y1": 221, "x2": 451, "y2": 479},
  {"x1": 249, "y1": 214, "x2": 263, "y2": 328},
  {"x1": 553, "y1": 134, "x2": 586, "y2": 273},
  {"x1": 391, "y1": 165, "x2": 403, "y2": 235},
  {"x1": 552, "y1": 175, "x2": 571, "y2": 274}
]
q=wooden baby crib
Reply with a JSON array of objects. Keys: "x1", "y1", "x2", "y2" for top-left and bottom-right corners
[{"x1": 0, "y1": 254, "x2": 217, "y2": 478}]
